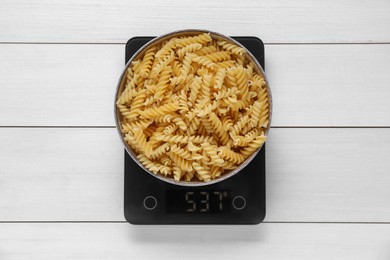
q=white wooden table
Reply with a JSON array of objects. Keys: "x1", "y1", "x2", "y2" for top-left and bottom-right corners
[{"x1": 1, "y1": 1, "x2": 390, "y2": 259}]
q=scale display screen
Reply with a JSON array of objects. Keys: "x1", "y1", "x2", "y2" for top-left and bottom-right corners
[{"x1": 166, "y1": 190, "x2": 230, "y2": 213}]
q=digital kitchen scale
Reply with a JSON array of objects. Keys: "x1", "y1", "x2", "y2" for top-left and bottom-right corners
[{"x1": 124, "y1": 36, "x2": 266, "y2": 224}]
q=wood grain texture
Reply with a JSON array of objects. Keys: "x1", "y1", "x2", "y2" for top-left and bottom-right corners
[
  {"x1": 0, "y1": 44, "x2": 123, "y2": 126},
  {"x1": 0, "y1": 128, "x2": 124, "y2": 221},
  {"x1": 0, "y1": 223, "x2": 389, "y2": 259},
  {"x1": 0, "y1": 0, "x2": 390, "y2": 43},
  {"x1": 1, "y1": 44, "x2": 390, "y2": 126},
  {"x1": 1, "y1": 128, "x2": 390, "y2": 222}
]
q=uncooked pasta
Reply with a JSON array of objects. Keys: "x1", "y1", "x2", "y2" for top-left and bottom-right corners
[{"x1": 116, "y1": 32, "x2": 270, "y2": 182}]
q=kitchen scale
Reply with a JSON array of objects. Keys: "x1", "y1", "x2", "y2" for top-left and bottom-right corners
[{"x1": 124, "y1": 36, "x2": 266, "y2": 224}]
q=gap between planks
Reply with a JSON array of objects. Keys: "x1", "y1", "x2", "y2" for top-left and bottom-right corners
[
  {"x1": 0, "y1": 42, "x2": 390, "y2": 45},
  {"x1": 0, "y1": 126, "x2": 390, "y2": 129},
  {"x1": 0, "y1": 221, "x2": 389, "y2": 224}
]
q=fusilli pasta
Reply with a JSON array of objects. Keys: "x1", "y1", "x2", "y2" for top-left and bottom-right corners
[{"x1": 116, "y1": 32, "x2": 270, "y2": 182}]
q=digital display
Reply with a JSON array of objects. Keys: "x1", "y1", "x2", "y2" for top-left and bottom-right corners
[{"x1": 166, "y1": 190, "x2": 231, "y2": 214}]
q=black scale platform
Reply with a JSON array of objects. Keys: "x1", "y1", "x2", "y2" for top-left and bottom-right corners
[{"x1": 124, "y1": 36, "x2": 266, "y2": 224}]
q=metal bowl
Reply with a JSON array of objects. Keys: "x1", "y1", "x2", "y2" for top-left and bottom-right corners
[{"x1": 114, "y1": 29, "x2": 272, "y2": 187}]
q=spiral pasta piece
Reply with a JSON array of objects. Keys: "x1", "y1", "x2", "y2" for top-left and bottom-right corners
[
  {"x1": 170, "y1": 144, "x2": 191, "y2": 160},
  {"x1": 178, "y1": 89, "x2": 189, "y2": 114},
  {"x1": 214, "y1": 87, "x2": 239, "y2": 100},
  {"x1": 221, "y1": 116, "x2": 233, "y2": 131},
  {"x1": 163, "y1": 124, "x2": 177, "y2": 135},
  {"x1": 132, "y1": 128, "x2": 153, "y2": 157},
  {"x1": 117, "y1": 87, "x2": 137, "y2": 105},
  {"x1": 169, "y1": 152, "x2": 193, "y2": 172},
  {"x1": 192, "y1": 55, "x2": 217, "y2": 69},
  {"x1": 137, "y1": 154, "x2": 171, "y2": 175},
  {"x1": 200, "y1": 74, "x2": 211, "y2": 101},
  {"x1": 154, "y1": 66, "x2": 173, "y2": 100},
  {"x1": 155, "y1": 133, "x2": 189, "y2": 144},
  {"x1": 244, "y1": 129, "x2": 259, "y2": 142},
  {"x1": 139, "y1": 46, "x2": 157, "y2": 78},
  {"x1": 258, "y1": 101, "x2": 269, "y2": 128},
  {"x1": 177, "y1": 43, "x2": 203, "y2": 58},
  {"x1": 230, "y1": 135, "x2": 248, "y2": 146},
  {"x1": 200, "y1": 117, "x2": 214, "y2": 135},
  {"x1": 230, "y1": 114, "x2": 249, "y2": 136},
  {"x1": 218, "y1": 147, "x2": 245, "y2": 164},
  {"x1": 188, "y1": 76, "x2": 202, "y2": 106},
  {"x1": 172, "y1": 117, "x2": 187, "y2": 131},
  {"x1": 201, "y1": 143, "x2": 224, "y2": 166},
  {"x1": 117, "y1": 104, "x2": 132, "y2": 120},
  {"x1": 214, "y1": 60, "x2": 236, "y2": 69},
  {"x1": 177, "y1": 53, "x2": 195, "y2": 84},
  {"x1": 149, "y1": 143, "x2": 170, "y2": 160},
  {"x1": 203, "y1": 51, "x2": 231, "y2": 62},
  {"x1": 210, "y1": 165, "x2": 223, "y2": 179},
  {"x1": 194, "y1": 46, "x2": 217, "y2": 56},
  {"x1": 150, "y1": 52, "x2": 174, "y2": 78},
  {"x1": 127, "y1": 89, "x2": 146, "y2": 119},
  {"x1": 208, "y1": 112, "x2": 230, "y2": 145},
  {"x1": 249, "y1": 100, "x2": 261, "y2": 127},
  {"x1": 124, "y1": 131, "x2": 142, "y2": 151},
  {"x1": 160, "y1": 156, "x2": 172, "y2": 167},
  {"x1": 196, "y1": 101, "x2": 217, "y2": 117},
  {"x1": 175, "y1": 33, "x2": 212, "y2": 47},
  {"x1": 252, "y1": 74, "x2": 266, "y2": 89},
  {"x1": 172, "y1": 60, "x2": 182, "y2": 77},
  {"x1": 154, "y1": 114, "x2": 174, "y2": 123},
  {"x1": 188, "y1": 117, "x2": 200, "y2": 135},
  {"x1": 190, "y1": 135, "x2": 215, "y2": 144},
  {"x1": 213, "y1": 68, "x2": 226, "y2": 89},
  {"x1": 217, "y1": 40, "x2": 246, "y2": 56},
  {"x1": 239, "y1": 135, "x2": 267, "y2": 159},
  {"x1": 192, "y1": 162, "x2": 211, "y2": 182},
  {"x1": 140, "y1": 101, "x2": 179, "y2": 119},
  {"x1": 173, "y1": 166, "x2": 182, "y2": 182},
  {"x1": 130, "y1": 60, "x2": 142, "y2": 75},
  {"x1": 235, "y1": 52, "x2": 245, "y2": 66},
  {"x1": 234, "y1": 66, "x2": 248, "y2": 93},
  {"x1": 121, "y1": 120, "x2": 152, "y2": 134},
  {"x1": 225, "y1": 68, "x2": 237, "y2": 88},
  {"x1": 155, "y1": 38, "x2": 178, "y2": 59}
]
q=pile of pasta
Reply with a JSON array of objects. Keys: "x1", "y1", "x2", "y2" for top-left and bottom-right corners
[{"x1": 116, "y1": 32, "x2": 269, "y2": 182}]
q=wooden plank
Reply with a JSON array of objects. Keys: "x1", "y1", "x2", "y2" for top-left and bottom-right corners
[
  {"x1": 1, "y1": 128, "x2": 390, "y2": 222},
  {"x1": 0, "y1": 44, "x2": 123, "y2": 127},
  {"x1": 267, "y1": 128, "x2": 390, "y2": 222},
  {"x1": 267, "y1": 44, "x2": 390, "y2": 126},
  {"x1": 0, "y1": 0, "x2": 390, "y2": 43},
  {"x1": 0, "y1": 128, "x2": 123, "y2": 221},
  {"x1": 0, "y1": 223, "x2": 389, "y2": 259},
  {"x1": 1, "y1": 44, "x2": 390, "y2": 126}
]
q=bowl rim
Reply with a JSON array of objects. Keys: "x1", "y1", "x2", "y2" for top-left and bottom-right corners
[{"x1": 114, "y1": 29, "x2": 273, "y2": 187}]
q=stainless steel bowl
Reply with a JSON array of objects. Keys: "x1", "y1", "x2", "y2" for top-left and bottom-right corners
[{"x1": 114, "y1": 29, "x2": 272, "y2": 187}]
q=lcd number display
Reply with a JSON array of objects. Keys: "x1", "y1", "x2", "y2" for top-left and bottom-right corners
[{"x1": 166, "y1": 190, "x2": 231, "y2": 213}]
